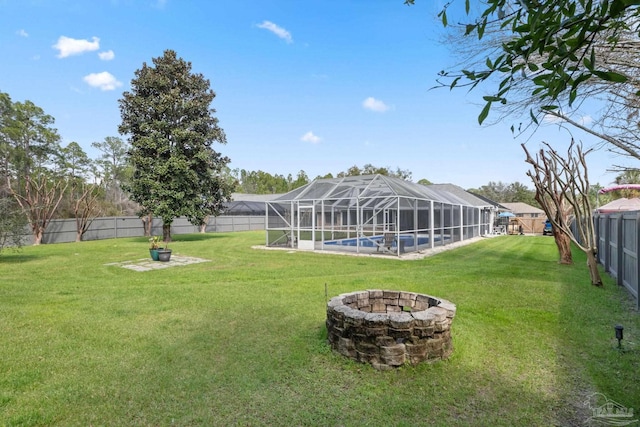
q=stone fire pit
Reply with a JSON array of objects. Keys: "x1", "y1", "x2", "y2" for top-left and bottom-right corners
[{"x1": 326, "y1": 290, "x2": 456, "y2": 370}]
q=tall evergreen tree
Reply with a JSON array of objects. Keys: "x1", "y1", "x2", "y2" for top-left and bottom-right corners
[{"x1": 118, "y1": 50, "x2": 231, "y2": 240}]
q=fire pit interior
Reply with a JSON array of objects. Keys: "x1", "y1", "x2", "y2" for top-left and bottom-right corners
[{"x1": 326, "y1": 290, "x2": 456, "y2": 370}]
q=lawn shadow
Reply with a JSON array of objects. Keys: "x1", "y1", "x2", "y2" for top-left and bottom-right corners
[
  {"x1": 133, "y1": 233, "x2": 227, "y2": 245},
  {"x1": 556, "y1": 247, "x2": 640, "y2": 419},
  {"x1": 0, "y1": 252, "x2": 40, "y2": 264},
  {"x1": 175, "y1": 233, "x2": 229, "y2": 242}
]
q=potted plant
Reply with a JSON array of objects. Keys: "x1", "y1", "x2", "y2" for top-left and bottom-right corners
[
  {"x1": 157, "y1": 241, "x2": 172, "y2": 262},
  {"x1": 149, "y1": 236, "x2": 162, "y2": 261}
]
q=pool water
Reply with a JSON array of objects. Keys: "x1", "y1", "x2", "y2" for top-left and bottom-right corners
[{"x1": 324, "y1": 234, "x2": 431, "y2": 247}]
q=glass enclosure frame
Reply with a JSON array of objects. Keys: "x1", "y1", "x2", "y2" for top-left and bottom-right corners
[{"x1": 265, "y1": 175, "x2": 491, "y2": 256}]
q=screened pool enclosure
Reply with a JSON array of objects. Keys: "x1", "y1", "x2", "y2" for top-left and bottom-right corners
[{"x1": 265, "y1": 175, "x2": 492, "y2": 256}]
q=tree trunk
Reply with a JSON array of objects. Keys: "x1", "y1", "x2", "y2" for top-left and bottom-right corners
[
  {"x1": 75, "y1": 231, "x2": 82, "y2": 243},
  {"x1": 162, "y1": 223, "x2": 172, "y2": 242},
  {"x1": 586, "y1": 249, "x2": 603, "y2": 287},
  {"x1": 33, "y1": 227, "x2": 43, "y2": 245},
  {"x1": 554, "y1": 230, "x2": 573, "y2": 264},
  {"x1": 199, "y1": 215, "x2": 209, "y2": 233},
  {"x1": 141, "y1": 214, "x2": 152, "y2": 237}
]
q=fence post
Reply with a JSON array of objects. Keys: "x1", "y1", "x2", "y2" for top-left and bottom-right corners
[{"x1": 617, "y1": 215, "x2": 624, "y2": 287}]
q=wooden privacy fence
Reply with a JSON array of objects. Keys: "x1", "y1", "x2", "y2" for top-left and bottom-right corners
[
  {"x1": 20, "y1": 215, "x2": 266, "y2": 246},
  {"x1": 595, "y1": 212, "x2": 640, "y2": 310}
]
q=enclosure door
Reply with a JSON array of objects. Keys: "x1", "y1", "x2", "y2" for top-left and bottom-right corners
[
  {"x1": 383, "y1": 208, "x2": 396, "y2": 232},
  {"x1": 297, "y1": 205, "x2": 315, "y2": 250}
]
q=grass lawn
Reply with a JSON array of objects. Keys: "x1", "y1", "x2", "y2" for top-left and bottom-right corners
[{"x1": 1, "y1": 231, "x2": 639, "y2": 426}]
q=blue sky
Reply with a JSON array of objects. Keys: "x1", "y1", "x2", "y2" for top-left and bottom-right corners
[{"x1": 0, "y1": 0, "x2": 626, "y2": 189}]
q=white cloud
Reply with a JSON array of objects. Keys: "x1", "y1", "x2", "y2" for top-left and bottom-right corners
[
  {"x1": 362, "y1": 97, "x2": 390, "y2": 112},
  {"x1": 579, "y1": 115, "x2": 593, "y2": 126},
  {"x1": 257, "y1": 20, "x2": 293, "y2": 44},
  {"x1": 543, "y1": 112, "x2": 592, "y2": 126},
  {"x1": 83, "y1": 71, "x2": 122, "y2": 91},
  {"x1": 542, "y1": 113, "x2": 564, "y2": 124},
  {"x1": 16, "y1": 29, "x2": 28, "y2": 37},
  {"x1": 53, "y1": 36, "x2": 100, "y2": 58},
  {"x1": 98, "y1": 50, "x2": 115, "y2": 60},
  {"x1": 301, "y1": 131, "x2": 321, "y2": 144}
]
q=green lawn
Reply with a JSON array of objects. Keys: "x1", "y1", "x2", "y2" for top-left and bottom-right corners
[{"x1": 1, "y1": 231, "x2": 638, "y2": 426}]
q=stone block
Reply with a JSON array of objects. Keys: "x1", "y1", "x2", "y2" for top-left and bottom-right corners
[
  {"x1": 338, "y1": 337, "x2": 355, "y2": 357},
  {"x1": 341, "y1": 293, "x2": 358, "y2": 305},
  {"x1": 412, "y1": 326, "x2": 435, "y2": 338},
  {"x1": 386, "y1": 305, "x2": 401, "y2": 313},
  {"x1": 426, "y1": 337, "x2": 443, "y2": 354},
  {"x1": 411, "y1": 310, "x2": 435, "y2": 326},
  {"x1": 327, "y1": 297, "x2": 343, "y2": 308},
  {"x1": 344, "y1": 310, "x2": 367, "y2": 327},
  {"x1": 383, "y1": 290, "x2": 400, "y2": 299},
  {"x1": 383, "y1": 298, "x2": 398, "y2": 306},
  {"x1": 429, "y1": 306, "x2": 448, "y2": 322},
  {"x1": 382, "y1": 353, "x2": 407, "y2": 366},
  {"x1": 364, "y1": 313, "x2": 388, "y2": 327},
  {"x1": 356, "y1": 298, "x2": 370, "y2": 309},
  {"x1": 355, "y1": 341, "x2": 379, "y2": 356},
  {"x1": 399, "y1": 291, "x2": 414, "y2": 301},
  {"x1": 434, "y1": 319, "x2": 450, "y2": 333},
  {"x1": 371, "y1": 302, "x2": 386, "y2": 313},
  {"x1": 334, "y1": 304, "x2": 352, "y2": 316},
  {"x1": 381, "y1": 344, "x2": 405, "y2": 356},
  {"x1": 415, "y1": 294, "x2": 431, "y2": 306},
  {"x1": 367, "y1": 289, "x2": 384, "y2": 298},
  {"x1": 413, "y1": 302, "x2": 426, "y2": 311},
  {"x1": 375, "y1": 336, "x2": 396, "y2": 347},
  {"x1": 438, "y1": 300, "x2": 457, "y2": 318},
  {"x1": 388, "y1": 312, "x2": 413, "y2": 329},
  {"x1": 388, "y1": 328, "x2": 412, "y2": 339},
  {"x1": 365, "y1": 327, "x2": 387, "y2": 337},
  {"x1": 405, "y1": 342, "x2": 428, "y2": 357}
]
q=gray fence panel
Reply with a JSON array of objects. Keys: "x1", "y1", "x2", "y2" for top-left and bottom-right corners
[
  {"x1": 19, "y1": 215, "x2": 266, "y2": 246},
  {"x1": 595, "y1": 212, "x2": 639, "y2": 310},
  {"x1": 40, "y1": 219, "x2": 78, "y2": 244},
  {"x1": 597, "y1": 216, "x2": 606, "y2": 266},
  {"x1": 608, "y1": 215, "x2": 619, "y2": 282},
  {"x1": 621, "y1": 215, "x2": 638, "y2": 298}
]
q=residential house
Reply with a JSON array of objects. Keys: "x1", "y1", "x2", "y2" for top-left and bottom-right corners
[{"x1": 500, "y1": 202, "x2": 546, "y2": 234}]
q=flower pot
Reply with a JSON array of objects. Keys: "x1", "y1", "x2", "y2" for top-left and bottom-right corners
[
  {"x1": 157, "y1": 249, "x2": 172, "y2": 262},
  {"x1": 149, "y1": 248, "x2": 160, "y2": 261}
]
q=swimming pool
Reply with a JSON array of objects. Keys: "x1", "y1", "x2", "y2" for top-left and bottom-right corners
[{"x1": 323, "y1": 234, "x2": 431, "y2": 248}]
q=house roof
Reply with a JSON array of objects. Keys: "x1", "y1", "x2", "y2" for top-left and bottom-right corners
[
  {"x1": 231, "y1": 193, "x2": 282, "y2": 202},
  {"x1": 500, "y1": 202, "x2": 545, "y2": 215},
  {"x1": 596, "y1": 197, "x2": 640, "y2": 213},
  {"x1": 274, "y1": 175, "x2": 473, "y2": 206},
  {"x1": 467, "y1": 191, "x2": 506, "y2": 209},
  {"x1": 427, "y1": 184, "x2": 495, "y2": 208}
]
